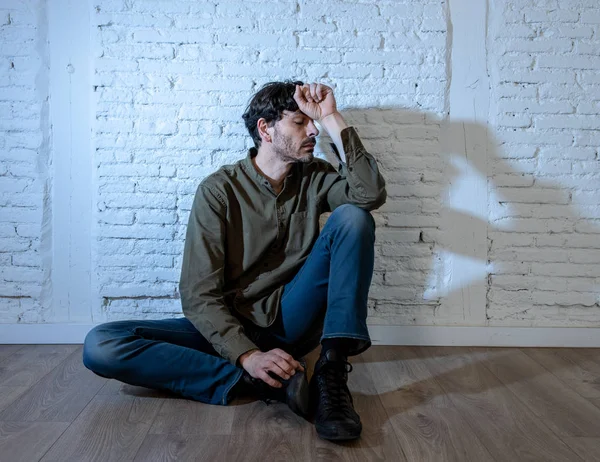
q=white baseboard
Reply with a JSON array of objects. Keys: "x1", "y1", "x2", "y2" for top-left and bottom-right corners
[
  {"x1": 1, "y1": 324, "x2": 600, "y2": 348},
  {"x1": 369, "y1": 325, "x2": 600, "y2": 348},
  {"x1": 0, "y1": 324, "x2": 98, "y2": 344}
]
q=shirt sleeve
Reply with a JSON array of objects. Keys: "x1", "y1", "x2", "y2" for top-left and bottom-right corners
[
  {"x1": 179, "y1": 184, "x2": 259, "y2": 366},
  {"x1": 322, "y1": 126, "x2": 387, "y2": 212}
]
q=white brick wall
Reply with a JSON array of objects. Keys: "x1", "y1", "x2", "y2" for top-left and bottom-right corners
[
  {"x1": 1, "y1": 0, "x2": 598, "y2": 329},
  {"x1": 487, "y1": 0, "x2": 600, "y2": 326},
  {"x1": 0, "y1": 0, "x2": 49, "y2": 323}
]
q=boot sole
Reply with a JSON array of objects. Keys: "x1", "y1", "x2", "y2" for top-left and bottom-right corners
[
  {"x1": 286, "y1": 368, "x2": 310, "y2": 417},
  {"x1": 315, "y1": 421, "x2": 362, "y2": 441}
]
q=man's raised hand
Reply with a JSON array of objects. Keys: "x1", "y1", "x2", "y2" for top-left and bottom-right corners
[
  {"x1": 294, "y1": 83, "x2": 337, "y2": 121},
  {"x1": 240, "y1": 348, "x2": 305, "y2": 388}
]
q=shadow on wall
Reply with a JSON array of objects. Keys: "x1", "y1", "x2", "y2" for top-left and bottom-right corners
[{"x1": 316, "y1": 107, "x2": 599, "y2": 328}]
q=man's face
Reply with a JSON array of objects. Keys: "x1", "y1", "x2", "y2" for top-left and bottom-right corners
[{"x1": 270, "y1": 110, "x2": 319, "y2": 163}]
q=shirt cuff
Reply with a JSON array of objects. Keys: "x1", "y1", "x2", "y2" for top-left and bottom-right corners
[
  {"x1": 330, "y1": 126, "x2": 365, "y2": 167},
  {"x1": 221, "y1": 333, "x2": 260, "y2": 367}
]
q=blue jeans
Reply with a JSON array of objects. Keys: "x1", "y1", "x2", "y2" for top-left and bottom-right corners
[{"x1": 83, "y1": 204, "x2": 375, "y2": 405}]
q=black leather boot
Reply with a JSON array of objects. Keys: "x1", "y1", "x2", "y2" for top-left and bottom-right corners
[
  {"x1": 235, "y1": 358, "x2": 309, "y2": 418},
  {"x1": 310, "y1": 349, "x2": 362, "y2": 441}
]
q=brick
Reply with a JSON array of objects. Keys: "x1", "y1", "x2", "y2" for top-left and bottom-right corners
[
  {"x1": 574, "y1": 219, "x2": 600, "y2": 234},
  {"x1": 569, "y1": 249, "x2": 600, "y2": 264},
  {"x1": 532, "y1": 291, "x2": 597, "y2": 306},
  {"x1": 133, "y1": 29, "x2": 213, "y2": 44},
  {"x1": 98, "y1": 163, "x2": 160, "y2": 178},
  {"x1": 536, "y1": 115, "x2": 600, "y2": 130},
  {"x1": 498, "y1": 69, "x2": 576, "y2": 85},
  {"x1": 98, "y1": 255, "x2": 173, "y2": 268},
  {"x1": 216, "y1": 2, "x2": 295, "y2": 17},
  {"x1": 96, "y1": 224, "x2": 175, "y2": 240},
  {"x1": 576, "y1": 42, "x2": 600, "y2": 55},
  {"x1": 531, "y1": 263, "x2": 600, "y2": 277},
  {"x1": 495, "y1": 187, "x2": 571, "y2": 204},
  {"x1": 492, "y1": 275, "x2": 568, "y2": 292},
  {"x1": 0, "y1": 266, "x2": 43, "y2": 283},
  {"x1": 101, "y1": 192, "x2": 176, "y2": 210},
  {"x1": 538, "y1": 55, "x2": 600, "y2": 70},
  {"x1": 538, "y1": 147, "x2": 596, "y2": 160},
  {"x1": 490, "y1": 248, "x2": 569, "y2": 263},
  {"x1": 579, "y1": 10, "x2": 600, "y2": 24},
  {"x1": 98, "y1": 210, "x2": 135, "y2": 225},
  {"x1": 135, "y1": 210, "x2": 177, "y2": 225},
  {"x1": 496, "y1": 24, "x2": 537, "y2": 38},
  {"x1": 493, "y1": 173, "x2": 535, "y2": 187},
  {"x1": 523, "y1": 9, "x2": 579, "y2": 23},
  {"x1": 552, "y1": 26, "x2": 594, "y2": 39},
  {"x1": 498, "y1": 99, "x2": 574, "y2": 114}
]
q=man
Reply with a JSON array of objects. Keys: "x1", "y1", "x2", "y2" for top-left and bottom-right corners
[{"x1": 83, "y1": 81, "x2": 386, "y2": 441}]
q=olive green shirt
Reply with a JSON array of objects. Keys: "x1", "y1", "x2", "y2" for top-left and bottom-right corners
[{"x1": 179, "y1": 127, "x2": 386, "y2": 366}]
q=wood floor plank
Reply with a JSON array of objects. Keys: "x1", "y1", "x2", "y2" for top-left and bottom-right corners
[
  {"x1": 227, "y1": 428, "x2": 313, "y2": 461},
  {"x1": 234, "y1": 422, "x2": 406, "y2": 462},
  {"x1": 561, "y1": 437, "x2": 600, "y2": 461},
  {"x1": 478, "y1": 347, "x2": 600, "y2": 437},
  {"x1": 566, "y1": 348, "x2": 600, "y2": 362},
  {"x1": 39, "y1": 395, "x2": 163, "y2": 462},
  {"x1": 0, "y1": 421, "x2": 70, "y2": 462},
  {"x1": 360, "y1": 346, "x2": 452, "y2": 410},
  {"x1": 0, "y1": 345, "x2": 78, "y2": 388},
  {"x1": 361, "y1": 346, "x2": 495, "y2": 462},
  {"x1": 134, "y1": 430, "x2": 315, "y2": 462},
  {"x1": 133, "y1": 434, "x2": 231, "y2": 462},
  {"x1": 391, "y1": 405, "x2": 497, "y2": 462},
  {"x1": 230, "y1": 398, "x2": 306, "y2": 435},
  {"x1": 0, "y1": 345, "x2": 25, "y2": 363},
  {"x1": 149, "y1": 397, "x2": 235, "y2": 435},
  {"x1": 96, "y1": 378, "x2": 175, "y2": 398},
  {"x1": 0, "y1": 347, "x2": 107, "y2": 422},
  {"x1": 309, "y1": 429, "x2": 408, "y2": 462},
  {"x1": 417, "y1": 346, "x2": 582, "y2": 462},
  {"x1": 0, "y1": 387, "x2": 28, "y2": 413},
  {"x1": 522, "y1": 348, "x2": 600, "y2": 399}
]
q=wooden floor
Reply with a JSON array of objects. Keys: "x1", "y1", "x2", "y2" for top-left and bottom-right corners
[{"x1": 0, "y1": 345, "x2": 599, "y2": 461}]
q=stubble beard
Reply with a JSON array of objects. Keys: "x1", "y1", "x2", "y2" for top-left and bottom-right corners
[{"x1": 272, "y1": 131, "x2": 314, "y2": 164}]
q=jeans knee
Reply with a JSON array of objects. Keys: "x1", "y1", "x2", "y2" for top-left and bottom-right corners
[
  {"x1": 329, "y1": 204, "x2": 375, "y2": 238},
  {"x1": 82, "y1": 324, "x2": 122, "y2": 378}
]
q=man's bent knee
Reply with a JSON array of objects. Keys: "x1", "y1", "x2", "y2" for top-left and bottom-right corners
[
  {"x1": 82, "y1": 323, "x2": 125, "y2": 378},
  {"x1": 329, "y1": 204, "x2": 376, "y2": 234}
]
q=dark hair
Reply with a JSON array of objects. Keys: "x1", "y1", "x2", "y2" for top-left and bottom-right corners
[{"x1": 242, "y1": 80, "x2": 304, "y2": 148}]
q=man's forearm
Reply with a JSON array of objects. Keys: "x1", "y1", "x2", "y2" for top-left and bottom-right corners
[{"x1": 319, "y1": 111, "x2": 349, "y2": 163}]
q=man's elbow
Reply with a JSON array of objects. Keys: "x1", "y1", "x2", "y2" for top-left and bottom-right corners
[{"x1": 363, "y1": 187, "x2": 387, "y2": 211}]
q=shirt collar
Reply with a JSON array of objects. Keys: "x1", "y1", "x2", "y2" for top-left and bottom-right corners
[{"x1": 241, "y1": 147, "x2": 298, "y2": 188}]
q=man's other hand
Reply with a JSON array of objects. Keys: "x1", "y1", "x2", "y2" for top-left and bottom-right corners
[
  {"x1": 239, "y1": 348, "x2": 305, "y2": 388},
  {"x1": 294, "y1": 83, "x2": 337, "y2": 121}
]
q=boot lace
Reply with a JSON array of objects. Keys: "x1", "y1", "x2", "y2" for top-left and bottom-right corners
[{"x1": 316, "y1": 360, "x2": 355, "y2": 418}]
